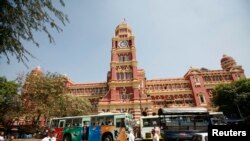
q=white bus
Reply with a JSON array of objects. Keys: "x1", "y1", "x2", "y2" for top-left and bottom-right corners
[{"x1": 140, "y1": 115, "x2": 160, "y2": 140}]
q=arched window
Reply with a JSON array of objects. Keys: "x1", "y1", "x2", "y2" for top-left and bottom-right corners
[{"x1": 121, "y1": 73, "x2": 124, "y2": 80}]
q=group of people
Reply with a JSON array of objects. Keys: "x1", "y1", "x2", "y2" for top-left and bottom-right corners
[
  {"x1": 0, "y1": 132, "x2": 15, "y2": 141},
  {"x1": 127, "y1": 126, "x2": 160, "y2": 141}
]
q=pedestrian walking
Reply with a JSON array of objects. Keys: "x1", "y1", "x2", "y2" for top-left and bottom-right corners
[
  {"x1": 127, "y1": 128, "x2": 135, "y2": 141},
  {"x1": 42, "y1": 131, "x2": 55, "y2": 141},
  {"x1": 152, "y1": 127, "x2": 160, "y2": 141},
  {"x1": 0, "y1": 132, "x2": 4, "y2": 141}
]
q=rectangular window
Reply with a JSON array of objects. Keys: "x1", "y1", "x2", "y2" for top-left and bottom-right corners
[
  {"x1": 116, "y1": 118, "x2": 125, "y2": 127},
  {"x1": 199, "y1": 95, "x2": 205, "y2": 103},
  {"x1": 195, "y1": 77, "x2": 200, "y2": 83}
]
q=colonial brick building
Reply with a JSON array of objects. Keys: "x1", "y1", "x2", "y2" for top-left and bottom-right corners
[{"x1": 33, "y1": 21, "x2": 246, "y2": 120}]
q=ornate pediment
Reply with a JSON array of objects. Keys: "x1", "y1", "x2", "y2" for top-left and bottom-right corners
[
  {"x1": 229, "y1": 65, "x2": 244, "y2": 72},
  {"x1": 184, "y1": 67, "x2": 201, "y2": 78}
]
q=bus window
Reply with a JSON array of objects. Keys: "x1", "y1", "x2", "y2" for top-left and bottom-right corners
[
  {"x1": 72, "y1": 118, "x2": 82, "y2": 127},
  {"x1": 143, "y1": 121, "x2": 149, "y2": 127},
  {"x1": 83, "y1": 121, "x2": 91, "y2": 126},
  {"x1": 65, "y1": 119, "x2": 72, "y2": 127},
  {"x1": 58, "y1": 120, "x2": 65, "y2": 128},
  {"x1": 116, "y1": 118, "x2": 125, "y2": 127},
  {"x1": 50, "y1": 119, "x2": 59, "y2": 128},
  {"x1": 209, "y1": 112, "x2": 226, "y2": 125}
]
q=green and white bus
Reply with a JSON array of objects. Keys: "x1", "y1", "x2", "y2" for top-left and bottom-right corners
[
  {"x1": 49, "y1": 115, "x2": 91, "y2": 141},
  {"x1": 49, "y1": 112, "x2": 134, "y2": 141}
]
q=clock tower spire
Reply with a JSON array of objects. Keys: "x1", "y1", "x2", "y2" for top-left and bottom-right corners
[{"x1": 99, "y1": 21, "x2": 152, "y2": 119}]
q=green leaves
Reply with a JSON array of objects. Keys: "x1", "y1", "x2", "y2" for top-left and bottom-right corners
[
  {"x1": 0, "y1": 76, "x2": 21, "y2": 127},
  {"x1": 0, "y1": 0, "x2": 68, "y2": 64},
  {"x1": 21, "y1": 71, "x2": 91, "y2": 125},
  {"x1": 212, "y1": 78, "x2": 250, "y2": 118},
  {"x1": 1, "y1": 71, "x2": 91, "y2": 131}
]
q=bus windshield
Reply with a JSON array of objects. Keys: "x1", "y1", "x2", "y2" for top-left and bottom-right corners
[
  {"x1": 209, "y1": 112, "x2": 226, "y2": 125},
  {"x1": 140, "y1": 116, "x2": 160, "y2": 140},
  {"x1": 142, "y1": 116, "x2": 158, "y2": 127}
]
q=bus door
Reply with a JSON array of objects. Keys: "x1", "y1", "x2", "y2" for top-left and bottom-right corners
[
  {"x1": 54, "y1": 120, "x2": 65, "y2": 141},
  {"x1": 113, "y1": 118, "x2": 126, "y2": 141},
  {"x1": 88, "y1": 125, "x2": 101, "y2": 141}
]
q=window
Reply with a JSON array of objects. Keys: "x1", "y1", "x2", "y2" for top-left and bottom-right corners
[
  {"x1": 121, "y1": 73, "x2": 124, "y2": 80},
  {"x1": 65, "y1": 119, "x2": 72, "y2": 127},
  {"x1": 117, "y1": 73, "x2": 120, "y2": 80},
  {"x1": 199, "y1": 95, "x2": 205, "y2": 103},
  {"x1": 142, "y1": 118, "x2": 158, "y2": 127},
  {"x1": 192, "y1": 135, "x2": 202, "y2": 141},
  {"x1": 72, "y1": 118, "x2": 82, "y2": 127},
  {"x1": 194, "y1": 76, "x2": 200, "y2": 85},
  {"x1": 59, "y1": 120, "x2": 65, "y2": 128},
  {"x1": 125, "y1": 72, "x2": 132, "y2": 80},
  {"x1": 116, "y1": 118, "x2": 125, "y2": 127},
  {"x1": 50, "y1": 119, "x2": 59, "y2": 128},
  {"x1": 125, "y1": 93, "x2": 130, "y2": 100}
]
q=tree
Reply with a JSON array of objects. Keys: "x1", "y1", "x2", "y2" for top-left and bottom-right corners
[
  {"x1": 212, "y1": 78, "x2": 250, "y2": 118},
  {"x1": 0, "y1": 76, "x2": 22, "y2": 128},
  {"x1": 0, "y1": 0, "x2": 68, "y2": 64},
  {"x1": 21, "y1": 71, "x2": 91, "y2": 130}
]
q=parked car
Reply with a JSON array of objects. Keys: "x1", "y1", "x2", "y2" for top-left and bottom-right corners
[{"x1": 191, "y1": 133, "x2": 208, "y2": 141}]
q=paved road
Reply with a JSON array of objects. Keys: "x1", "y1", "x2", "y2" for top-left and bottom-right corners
[
  {"x1": 12, "y1": 139, "x2": 143, "y2": 141},
  {"x1": 12, "y1": 139, "x2": 40, "y2": 141}
]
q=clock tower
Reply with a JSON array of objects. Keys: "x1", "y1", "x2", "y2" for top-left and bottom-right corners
[{"x1": 98, "y1": 20, "x2": 152, "y2": 119}]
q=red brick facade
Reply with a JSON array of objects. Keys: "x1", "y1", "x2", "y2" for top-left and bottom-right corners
[{"x1": 40, "y1": 21, "x2": 245, "y2": 120}]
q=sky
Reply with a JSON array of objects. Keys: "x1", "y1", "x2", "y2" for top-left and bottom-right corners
[{"x1": 1, "y1": 0, "x2": 250, "y2": 83}]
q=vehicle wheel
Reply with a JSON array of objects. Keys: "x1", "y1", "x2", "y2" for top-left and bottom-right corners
[
  {"x1": 103, "y1": 134, "x2": 113, "y2": 141},
  {"x1": 63, "y1": 135, "x2": 72, "y2": 141}
]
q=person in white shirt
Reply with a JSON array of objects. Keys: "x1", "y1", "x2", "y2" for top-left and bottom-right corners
[
  {"x1": 127, "y1": 128, "x2": 135, "y2": 141},
  {"x1": 153, "y1": 127, "x2": 160, "y2": 141},
  {"x1": 42, "y1": 132, "x2": 56, "y2": 141},
  {"x1": 0, "y1": 132, "x2": 4, "y2": 141}
]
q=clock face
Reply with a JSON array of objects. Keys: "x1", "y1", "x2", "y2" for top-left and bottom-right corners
[{"x1": 119, "y1": 40, "x2": 128, "y2": 48}]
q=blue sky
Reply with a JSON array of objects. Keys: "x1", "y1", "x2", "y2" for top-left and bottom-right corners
[{"x1": 1, "y1": 0, "x2": 250, "y2": 83}]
